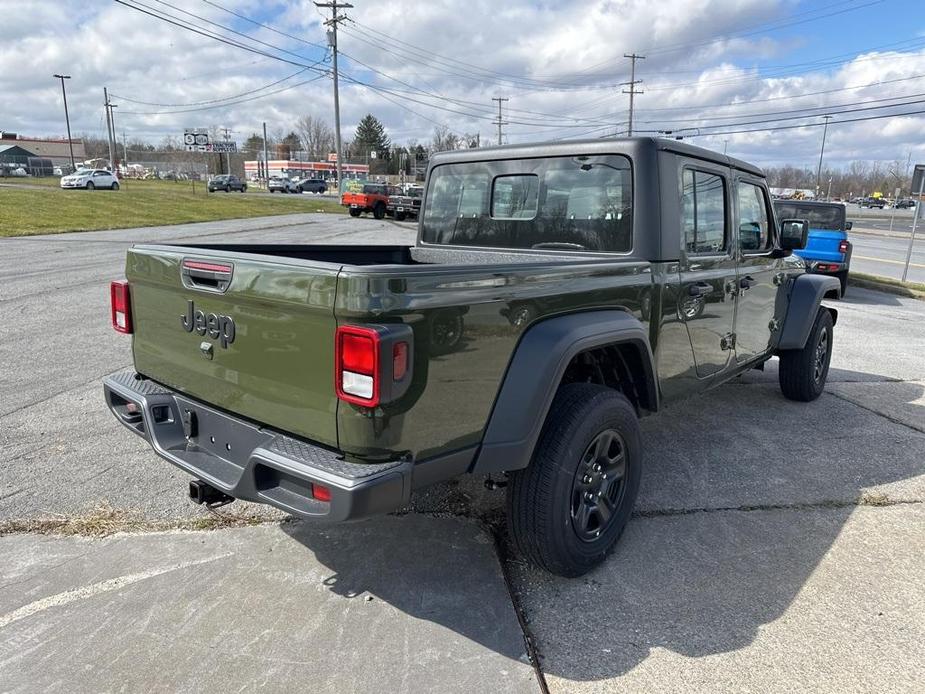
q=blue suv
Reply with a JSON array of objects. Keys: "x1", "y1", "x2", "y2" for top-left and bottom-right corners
[{"x1": 774, "y1": 200, "x2": 852, "y2": 297}]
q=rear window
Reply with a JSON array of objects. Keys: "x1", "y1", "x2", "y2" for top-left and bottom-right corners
[
  {"x1": 774, "y1": 203, "x2": 846, "y2": 231},
  {"x1": 421, "y1": 155, "x2": 633, "y2": 252}
]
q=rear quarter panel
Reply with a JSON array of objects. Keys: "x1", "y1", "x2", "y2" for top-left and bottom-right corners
[{"x1": 334, "y1": 258, "x2": 693, "y2": 461}]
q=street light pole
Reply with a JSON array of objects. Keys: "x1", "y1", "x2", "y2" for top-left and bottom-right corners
[
  {"x1": 53, "y1": 74, "x2": 75, "y2": 169},
  {"x1": 815, "y1": 115, "x2": 832, "y2": 199}
]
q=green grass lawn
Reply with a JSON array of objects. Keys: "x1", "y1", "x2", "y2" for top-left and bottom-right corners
[{"x1": 0, "y1": 179, "x2": 344, "y2": 236}]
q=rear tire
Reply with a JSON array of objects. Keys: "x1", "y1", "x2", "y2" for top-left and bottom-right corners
[
  {"x1": 349, "y1": 208, "x2": 361, "y2": 217},
  {"x1": 779, "y1": 307, "x2": 834, "y2": 402},
  {"x1": 507, "y1": 383, "x2": 643, "y2": 577},
  {"x1": 373, "y1": 202, "x2": 386, "y2": 220},
  {"x1": 837, "y1": 271, "x2": 848, "y2": 297}
]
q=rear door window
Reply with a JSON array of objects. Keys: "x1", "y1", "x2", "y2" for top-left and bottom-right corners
[{"x1": 681, "y1": 169, "x2": 727, "y2": 254}]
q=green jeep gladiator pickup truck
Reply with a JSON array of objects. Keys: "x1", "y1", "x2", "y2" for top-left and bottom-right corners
[{"x1": 104, "y1": 138, "x2": 837, "y2": 576}]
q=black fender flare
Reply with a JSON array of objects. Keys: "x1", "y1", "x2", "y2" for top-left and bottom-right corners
[
  {"x1": 775, "y1": 273, "x2": 840, "y2": 351},
  {"x1": 470, "y1": 310, "x2": 657, "y2": 475}
]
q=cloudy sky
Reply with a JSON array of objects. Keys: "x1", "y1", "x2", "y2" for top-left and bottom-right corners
[{"x1": 3, "y1": 0, "x2": 925, "y2": 170}]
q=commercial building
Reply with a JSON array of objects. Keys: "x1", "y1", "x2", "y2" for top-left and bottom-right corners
[
  {"x1": 243, "y1": 158, "x2": 369, "y2": 181},
  {"x1": 0, "y1": 133, "x2": 86, "y2": 166}
]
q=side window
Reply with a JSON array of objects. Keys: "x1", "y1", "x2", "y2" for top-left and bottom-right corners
[
  {"x1": 681, "y1": 169, "x2": 726, "y2": 254},
  {"x1": 737, "y1": 182, "x2": 771, "y2": 251}
]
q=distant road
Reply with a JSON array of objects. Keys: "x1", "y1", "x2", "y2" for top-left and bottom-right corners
[{"x1": 850, "y1": 232, "x2": 925, "y2": 284}]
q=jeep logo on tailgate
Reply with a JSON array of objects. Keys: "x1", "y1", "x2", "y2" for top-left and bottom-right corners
[{"x1": 181, "y1": 300, "x2": 236, "y2": 348}]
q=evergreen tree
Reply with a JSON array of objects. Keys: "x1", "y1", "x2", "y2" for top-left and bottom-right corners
[{"x1": 354, "y1": 114, "x2": 391, "y2": 173}]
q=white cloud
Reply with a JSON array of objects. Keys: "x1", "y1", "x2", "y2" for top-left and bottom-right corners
[{"x1": 1, "y1": 0, "x2": 923, "y2": 169}]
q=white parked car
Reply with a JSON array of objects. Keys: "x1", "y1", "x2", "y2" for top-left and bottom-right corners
[{"x1": 60, "y1": 169, "x2": 120, "y2": 190}]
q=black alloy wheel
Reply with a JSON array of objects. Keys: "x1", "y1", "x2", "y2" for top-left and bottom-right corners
[{"x1": 570, "y1": 429, "x2": 628, "y2": 541}]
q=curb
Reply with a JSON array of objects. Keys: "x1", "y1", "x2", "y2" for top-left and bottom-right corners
[{"x1": 850, "y1": 273, "x2": 925, "y2": 300}]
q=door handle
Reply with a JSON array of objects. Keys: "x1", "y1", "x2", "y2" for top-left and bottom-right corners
[
  {"x1": 688, "y1": 282, "x2": 712, "y2": 297},
  {"x1": 739, "y1": 276, "x2": 757, "y2": 290}
]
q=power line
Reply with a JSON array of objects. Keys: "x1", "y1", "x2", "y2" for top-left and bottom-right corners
[
  {"x1": 111, "y1": 67, "x2": 313, "y2": 107},
  {"x1": 197, "y1": 0, "x2": 328, "y2": 51},
  {"x1": 117, "y1": 74, "x2": 326, "y2": 115},
  {"x1": 112, "y1": 0, "x2": 327, "y2": 72}
]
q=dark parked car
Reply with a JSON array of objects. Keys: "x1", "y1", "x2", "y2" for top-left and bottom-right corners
[
  {"x1": 208, "y1": 175, "x2": 247, "y2": 193},
  {"x1": 894, "y1": 198, "x2": 917, "y2": 209},
  {"x1": 298, "y1": 178, "x2": 328, "y2": 194},
  {"x1": 858, "y1": 196, "x2": 884, "y2": 209},
  {"x1": 387, "y1": 185, "x2": 424, "y2": 221}
]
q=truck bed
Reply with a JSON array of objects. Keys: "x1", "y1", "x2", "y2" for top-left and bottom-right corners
[{"x1": 124, "y1": 242, "x2": 657, "y2": 465}]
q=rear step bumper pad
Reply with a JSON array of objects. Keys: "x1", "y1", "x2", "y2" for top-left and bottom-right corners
[{"x1": 103, "y1": 372, "x2": 412, "y2": 521}]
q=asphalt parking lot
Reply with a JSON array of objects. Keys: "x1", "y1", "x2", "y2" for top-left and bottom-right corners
[{"x1": 1, "y1": 214, "x2": 923, "y2": 693}]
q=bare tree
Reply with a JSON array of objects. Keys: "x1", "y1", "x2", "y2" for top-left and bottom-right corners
[
  {"x1": 296, "y1": 115, "x2": 335, "y2": 161},
  {"x1": 430, "y1": 125, "x2": 459, "y2": 153}
]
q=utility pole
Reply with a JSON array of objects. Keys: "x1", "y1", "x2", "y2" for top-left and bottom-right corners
[
  {"x1": 621, "y1": 53, "x2": 645, "y2": 137},
  {"x1": 815, "y1": 114, "x2": 832, "y2": 199},
  {"x1": 316, "y1": 1, "x2": 352, "y2": 193},
  {"x1": 262, "y1": 121, "x2": 269, "y2": 183},
  {"x1": 53, "y1": 74, "x2": 75, "y2": 169},
  {"x1": 103, "y1": 87, "x2": 114, "y2": 169},
  {"x1": 492, "y1": 97, "x2": 509, "y2": 145},
  {"x1": 109, "y1": 103, "x2": 119, "y2": 172}
]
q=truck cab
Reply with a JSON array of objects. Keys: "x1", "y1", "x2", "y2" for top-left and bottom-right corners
[{"x1": 773, "y1": 200, "x2": 852, "y2": 296}]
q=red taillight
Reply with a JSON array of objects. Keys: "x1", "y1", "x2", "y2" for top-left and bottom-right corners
[
  {"x1": 393, "y1": 342, "x2": 409, "y2": 381},
  {"x1": 838, "y1": 240, "x2": 849, "y2": 254},
  {"x1": 110, "y1": 280, "x2": 132, "y2": 334},
  {"x1": 335, "y1": 326, "x2": 380, "y2": 406},
  {"x1": 312, "y1": 483, "x2": 331, "y2": 502}
]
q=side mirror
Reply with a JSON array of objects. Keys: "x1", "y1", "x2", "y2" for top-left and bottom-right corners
[
  {"x1": 779, "y1": 218, "x2": 809, "y2": 251},
  {"x1": 845, "y1": 221, "x2": 853, "y2": 231}
]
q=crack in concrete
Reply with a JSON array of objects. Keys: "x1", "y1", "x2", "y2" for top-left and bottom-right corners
[
  {"x1": 827, "y1": 389, "x2": 925, "y2": 434},
  {"x1": 633, "y1": 497, "x2": 922, "y2": 519}
]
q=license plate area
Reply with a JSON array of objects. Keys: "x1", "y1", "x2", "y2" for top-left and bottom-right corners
[{"x1": 174, "y1": 396, "x2": 269, "y2": 464}]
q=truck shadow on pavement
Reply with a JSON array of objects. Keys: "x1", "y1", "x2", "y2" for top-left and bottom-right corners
[{"x1": 280, "y1": 370, "x2": 924, "y2": 682}]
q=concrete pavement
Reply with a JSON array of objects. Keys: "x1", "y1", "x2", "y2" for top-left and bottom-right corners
[
  {"x1": 0, "y1": 517, "x2": 538, "y2": 694},
  {"x1": 2, "y1": 216, "x2": 924, "y2": 692}
]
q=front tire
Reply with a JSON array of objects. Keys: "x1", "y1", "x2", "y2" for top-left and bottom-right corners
[
  {"x1": 507, "y1": 384, "x2": 643, "y2": 577},
  {"x1": 372, "y1": 202, "x2": 386, "y2": 220},
  {"x1": 395, "y1": 212, "x2": 407, "y2": 221},
  {"x1": 779, "y1": 307, "x2": 834, "y2": 402},
  {"x1": 111, "y1": 182, "x2": 119, "y2": 191},
  {"x1": 86, "y1": 182, "x2": 95, "y2": 190}
]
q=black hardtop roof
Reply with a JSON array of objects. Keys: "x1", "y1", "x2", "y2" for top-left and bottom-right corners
[
  {"x1": 428, "y1": 136, "x2": 764, "y2": 177},
  {"x1": 773, "y1": 199, "x2": 846, "y2": 210}
]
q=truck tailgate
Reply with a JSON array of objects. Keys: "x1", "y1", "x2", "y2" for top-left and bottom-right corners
[
  {"x1": 126, "y1": 246, "x2": 339, "y2": 447},
  {"x1": 798, "y1": 229, "x2": 847, "y2": 263}
]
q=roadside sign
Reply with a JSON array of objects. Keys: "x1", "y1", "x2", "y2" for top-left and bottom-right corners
[
  {"x1": 902, "y1": 164, "x2": 924, "y2": 282},
  {"x1": 184, "y1": 129, "x2": 210, "y2": 152},
  {"x1": 912, "y1": 165, "x2": 925, "y2": 203}
]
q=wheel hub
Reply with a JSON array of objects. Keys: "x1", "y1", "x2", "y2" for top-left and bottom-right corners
[
  {"x1": 813, "y1": 329, "x2": 829, "y2": 383},
  {"x1": 570, "y1": 429, "x2": 627, "y2": 542}
]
